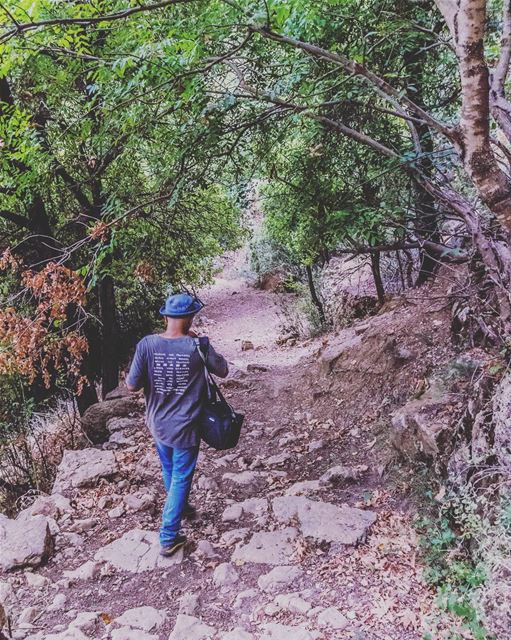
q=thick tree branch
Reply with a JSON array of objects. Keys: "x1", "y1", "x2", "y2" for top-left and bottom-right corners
[
  {"x1": 249, "y1": 25, "x2": 453, "y2": 139},
  {"x1": 227, "y1": 61, "x2": 399, "y2": 159},
  {"x1": 0, "y1": 0, "x2": 196, "y2": 44}
]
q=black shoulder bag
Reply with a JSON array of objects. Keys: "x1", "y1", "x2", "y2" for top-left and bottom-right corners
[{"x1": 194, "y1": 337, "x2": 244, "y2": 450}]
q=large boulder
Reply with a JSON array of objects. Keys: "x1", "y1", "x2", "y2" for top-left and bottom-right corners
[
  {"x1": 390, "y1": 378, "x2": 453, "y2": 458},
  {"x1": 319, "y1": 330, "x2": 362, "y2": 374},
  {"x1": 0, "y1": 512, "x2": 53, "y2": 571},
  {"x1": 168, "y1": 615, "x2": 216, "y2": 640},
  {"x1": 52, "y1": 448, "x2": 118, "y2": 494},
  {"x1": 19, "y1": 494, "x2": 72, "y2": 520},
  {"x1": 272, "y1": 496, "x2": 376, "y2": 545},
  {"x1": 231, "y1": 528, "x2": 298, "y2": 565},
  {"x1": 94, "y1": 528, "x2": 183, "y2": 572},
  {"x1": 81, "y1": 395, "x2": 141, "y2": 443},
  {"x1": 391, "y1": 355, "x2": 482, "y2": 459}
]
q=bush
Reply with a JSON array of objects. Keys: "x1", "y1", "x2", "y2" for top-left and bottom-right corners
[
  {"x1": 0, "y1": 380, "x2": 82, "y2": 515},
  {"x1": 416, "y1": 482, "x2": 511, "y2": 640}
]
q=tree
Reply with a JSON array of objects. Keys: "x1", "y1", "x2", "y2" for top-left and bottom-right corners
[{"x1": 0, "y1": 2, "x2": 243, "y2": 406}]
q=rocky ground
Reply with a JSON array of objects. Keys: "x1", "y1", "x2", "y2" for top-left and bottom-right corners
[{"x1": 0, "y1": 269, "x2": 470, "y2": 640}]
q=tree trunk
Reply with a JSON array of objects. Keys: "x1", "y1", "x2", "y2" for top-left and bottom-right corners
[
  {"x1": 370, "y1": 251, "x2": 385, "y2": 304},
  {"x1": 435, "y1": 0, "x2": 511, "y2": 230},
  {"x1": 305, "y1": 265, "x2": 326, "y2": 323},
  {"x1": 98, "y1": 275, "x2": 119, "y2": 397},
  {"x1": 76, "y1": 383, "x2": 99, "y2": 416}
]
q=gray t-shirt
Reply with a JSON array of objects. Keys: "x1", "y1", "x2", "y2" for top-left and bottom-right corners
[{"x1": 126, "y1": 334, "x2": 228, "y2": 448}]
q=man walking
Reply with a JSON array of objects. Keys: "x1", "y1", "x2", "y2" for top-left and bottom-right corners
[{"x1": 126, "y1": 292, "x2": 228, "y2": 556}]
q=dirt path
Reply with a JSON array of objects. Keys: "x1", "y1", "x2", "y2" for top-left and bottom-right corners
[
  {"x1": 196, "y1": 272, "x2": 317, "y2": 368},
  {"x1": 2, "y1": 269, "x2": 444, "y2": 640}
]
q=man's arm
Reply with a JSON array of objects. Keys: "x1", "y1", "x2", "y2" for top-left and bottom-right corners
[
  {"x1": 206, "y1": 342, "x2": 229, "y2": 378},
  {"x1": 126, "y1": 339, "x2": 147, "y2": 392}
]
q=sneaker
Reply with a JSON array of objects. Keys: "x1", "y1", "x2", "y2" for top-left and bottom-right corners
[
  {"x1": 160, "y1": 534, "x2": 187, "y2": 557},
  {"x1": 182, "y1": 503, "x2": 197, "y2": 520}
]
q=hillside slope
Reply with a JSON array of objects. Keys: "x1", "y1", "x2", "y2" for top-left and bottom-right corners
[{"x1": 1, "y1": 270, "x2": 468, "y2": 640}]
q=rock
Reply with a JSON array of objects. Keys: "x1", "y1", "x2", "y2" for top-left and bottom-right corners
[
  {"x1": 107, "y1": 416, "x2": 137, "y2": 433},
  {"x1": 115, "y1": 606, "x2": 166, "y2": 631},
  {"x1": 178, "y1": 593, "x2": 200, "y2": 616},
  {"x1": 24, "y1": 572, "x2": 49, "y2": 588},
  {"x1": 266, "y1": 452, "x2": 292, "y2": 466},
  {"x1": 197, "y1": 476, "x2": 219, "y2": 491},
  {"x1": 220, "y1": 528, "x2": 249, "y2": 546},
  {"x1": 390, "y1": 379, "x2": 454, "y2": 458},
  {"x1": 18, "y1": 606, "x2": 39, "y2": 624},
  {"x1": 246, "y1": 363, "x2": 268, "y2": 372},
  {"x1": 123, "y1": 492, "x2": 155, "y2": 513},
  {"x1": 69, "y1": 611, "x2": 103, "y2": 634},
  {"x1": 0, "y1": 580, "x2": 14, "y2": 604},
  {"x1": 111, "y1": 628, "x2": 158, "y2": 640},
  {"x1": 105, "y1": 385, "x2": 132, "y2": 400},
  {"x1": 317, "y1": 607, "x2": 349, "y2": 630},
  {"x1": 105, "y1": 431, "x2": 135, "y2": 448},
  {"x1": 94, "y1": 528, "x2": 183, "y2": 572},
  {"x1": 391, "y1": 356, "x2": 482, "y2": 459},
  {"x1": 195, "y1": 540, "x2": 219, "y2": 559},
  {"x1": 98, "y1": 495, "x2": 113, "y2": 509},
  {"x1": 21, "y1": 494, "x2": 72, "y2": 520},
  {"x1": 222, "y1": 471, "x2": 265, "y2": 487},
  {"x1": 52, "y1": 449, "x2": 118, "y2": 494},
  {"x1": 319, "y1": 465, "x2": 368, "y2": 485},
  {"x1": 308, "y1": 440, "x2": 324, "y2": 452},
  {"x1": 63, "y1": 560, "x2": 103, "y2": 583},
  {"x1": 274, "y1": 593, "x2": 311, "y2": 615},
  {"x1": 47, "y1": 593, "x2": 67, "y2": 612},
  {"x1": 108, "y1": 505, "x2": 125, "y2": 519},
  {"x1": 241, "y1": 340, "x2": 254, "y2": 351},
  {"x1": 0, "y1": 513, "x2": 53, "y2": 571},
  {"x1": 285, "y1": 481, "x2": 321, "y2": 496},
  {"x1": 232, "y1": 528, "x2": 298, "y2": 565},
  {"x1": 272, "y1": 496, "x2": 376, "y2": 544},
  {"x1": 222, "y1": 503, "x2": 243, "y2": 522},
  {"x1": 221, "y1": 630, "x2": 254, "y2": 640},
  {"x1": 222, "y1": 498, "x2": 268, "y2": 522},
  {"x1": 258, "y1": 566, "x2": 303, "y2": 593},
  {"x1": 259, "y1": 623, "x2": 319, "y2": 640},
  {"x1": 81, "y1": 396, "x2": 140, "y2": 443},
  {"x1": 37, "y1": 628, "x2": 90, "y2": 640},
  {"x1": 220, "y1": 379, "x2": 250, "y2": 390},
  {"x1": 213, "y1": 563, "x2": 239, "y2": 587},
  {"x1": 67, "y1": 518, "x2": 95, "y2": 534},
  {"x1": 233, "y1": 589, "x2": 259, "y2": 610},
  {"x1": 168, "y1": 614, "x2": 216, "y2": 640},
  {"x1": 135, "y1": 451, "x2": 160, "y2": 481},
  {"x1": 320, "y1": 331, "x2": 362, "y2": 374}
]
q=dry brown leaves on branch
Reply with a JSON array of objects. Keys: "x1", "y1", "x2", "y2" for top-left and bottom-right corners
[{"x1": 0, "y1": 254, "x2": 88, "y2": 388}]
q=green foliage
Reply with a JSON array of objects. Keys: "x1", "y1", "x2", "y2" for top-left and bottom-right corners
[{"x1": 416, "y1": 486, "x2": 501, "y2": 640}]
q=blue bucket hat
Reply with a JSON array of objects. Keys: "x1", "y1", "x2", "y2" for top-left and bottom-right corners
[{"x1": 159, "y1": 293, "x2": 204, "y2": 317}]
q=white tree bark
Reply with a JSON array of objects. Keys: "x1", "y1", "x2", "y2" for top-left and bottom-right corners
[{"x1": 435, "y1": 0, "x2": 511, "y2": 228}]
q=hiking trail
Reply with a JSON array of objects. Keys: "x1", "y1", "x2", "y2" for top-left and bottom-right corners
[{"x1": 1, "y1": 264, "x2": 454, "y2": 640}]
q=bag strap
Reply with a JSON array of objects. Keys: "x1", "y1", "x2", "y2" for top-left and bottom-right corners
[{"x1": 194, "y1": 337, "x2": 236, "y2": 417}]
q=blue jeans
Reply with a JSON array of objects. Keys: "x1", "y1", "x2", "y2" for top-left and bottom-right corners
[{"x1": 154, "y1": 441, "x2": 199, "y2": 545}]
